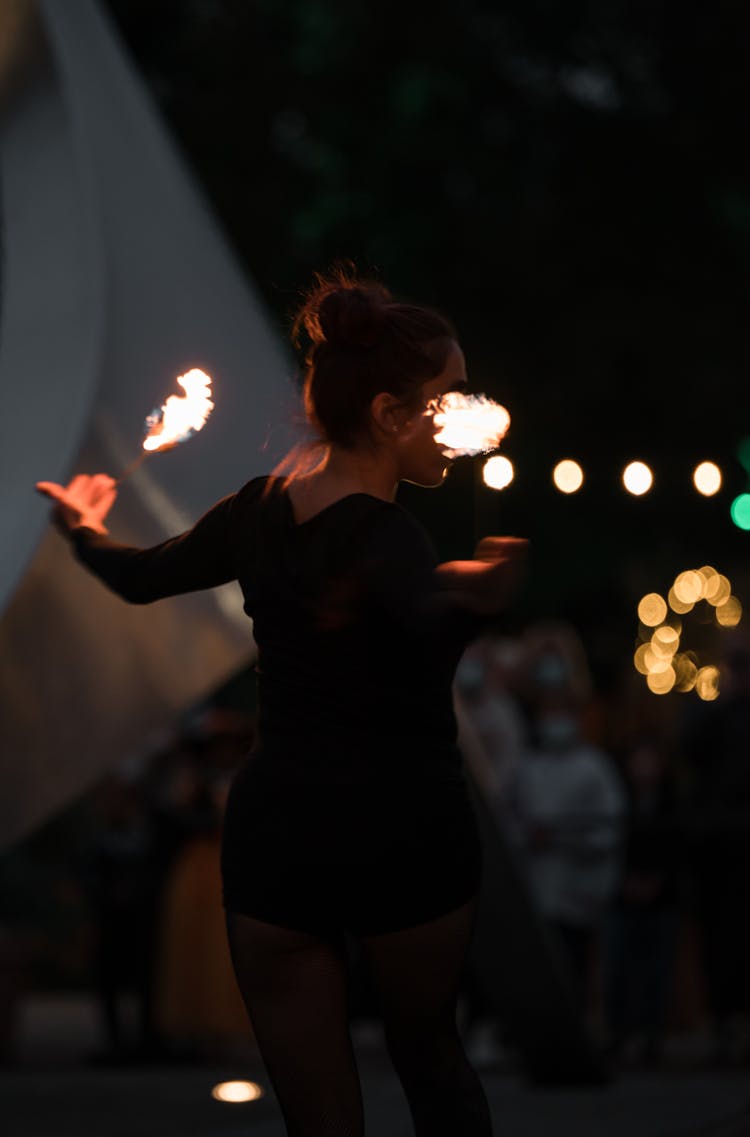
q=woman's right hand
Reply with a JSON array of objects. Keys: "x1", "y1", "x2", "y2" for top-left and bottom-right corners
[{"x1": 35, "y1": 473, "x2": 118, "y2": 537}]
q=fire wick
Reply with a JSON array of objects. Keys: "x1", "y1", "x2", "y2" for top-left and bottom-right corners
[{"x1": 115, "y1": 449, "x2": 150, "y2": 485}]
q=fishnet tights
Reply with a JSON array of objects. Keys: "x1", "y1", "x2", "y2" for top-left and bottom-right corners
[{"x1": 225, "y1": 898, "x2": 493, "y2": 1136}]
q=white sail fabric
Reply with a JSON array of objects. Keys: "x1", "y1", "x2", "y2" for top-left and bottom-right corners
[{"x1": 0, "y1": 0, "x2": 298, "y2": 849}]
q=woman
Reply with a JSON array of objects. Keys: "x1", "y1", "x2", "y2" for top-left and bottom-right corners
[{"x1": 37, "y1": 267, "x2": 527, "y2": 1136}]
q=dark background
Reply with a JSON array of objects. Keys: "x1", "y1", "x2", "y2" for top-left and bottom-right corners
[{"x1": 102, "y1": 0, "x2": 750, "y2": 684}]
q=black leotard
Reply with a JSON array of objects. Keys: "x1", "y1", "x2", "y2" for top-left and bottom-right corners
[{"x1": 72, "y1": 475, "x2": 488, "y2": 935}]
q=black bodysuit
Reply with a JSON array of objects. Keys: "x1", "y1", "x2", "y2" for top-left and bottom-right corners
[{"x1": 72, "y1": 475, "x2": 487, "y2": 938}]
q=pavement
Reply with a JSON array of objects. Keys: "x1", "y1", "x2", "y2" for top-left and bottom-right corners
[{"x1": 3, "y1": 995, "x2": 749, "y2": 1137}]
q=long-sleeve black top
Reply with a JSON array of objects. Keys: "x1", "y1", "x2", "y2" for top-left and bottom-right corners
[{"x1": 72, "y1": 475, "x2": 486, "y2": 786}]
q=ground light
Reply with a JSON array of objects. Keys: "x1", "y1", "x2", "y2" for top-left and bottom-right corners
[{"x1": 211, "y1": 1081, "x2": 264, "y2": 1103}]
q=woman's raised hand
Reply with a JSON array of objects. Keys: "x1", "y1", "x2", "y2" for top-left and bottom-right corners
[{"x1": 35, "y1": 473, "x2": 118, "y2": 536}]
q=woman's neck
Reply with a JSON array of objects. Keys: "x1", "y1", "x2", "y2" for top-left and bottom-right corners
[{"x1": 307, "y1": 445, "x2": 399, "y2": 502}]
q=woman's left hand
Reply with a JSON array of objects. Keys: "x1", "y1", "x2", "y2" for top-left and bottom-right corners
[{"x1": 35, "y1": 473, "x2": 118, "y2": 537}]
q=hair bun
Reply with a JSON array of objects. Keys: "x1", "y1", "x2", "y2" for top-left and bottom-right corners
[{"x1": 318, "y1": 287, "x2": 387, "y2": 349}]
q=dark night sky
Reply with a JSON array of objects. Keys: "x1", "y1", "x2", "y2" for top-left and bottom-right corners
[{"x1": 103, "y1": 0, "x2": 750, "y2": 671}]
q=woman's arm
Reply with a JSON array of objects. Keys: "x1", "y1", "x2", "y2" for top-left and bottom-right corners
[
  {"x1": 361, "y1": 506, "x2": 527, "y2": 624},
  {"x1": 433, "y1": 537, "x2": 528, "y2": 615},
  {"x1": 36, "y1": 472, "x2": 265, "y2": 603}
]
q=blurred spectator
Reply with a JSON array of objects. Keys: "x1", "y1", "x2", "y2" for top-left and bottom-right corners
[
  {"x1": 507, "y1": 622, "x2": 626, "y2": 1014},
  {"x1": 80, "y1": 772, "x2": 162, "y2": 1061},
  {"x1": 455, "y1": 635, "x2": 528, "y2": 822},
  {"x1": 152, "y1": 714, "x2": 252, "y2": 1054},
  {"x1": 79, "y1": 708, "x2": 254, "y2": 1062},
  {"x1": 679, "y1": 629, "x2": 750, "y2": 1066},
  {"x1": 454, "y1": 635, "x2": 528, "y2": 1066},
  {"x1": 514, "y1": 620, "x2": 594, "y2": 719},
  {"x1": 601, "y1": 733, "x2": 682, "y2": 1067}
]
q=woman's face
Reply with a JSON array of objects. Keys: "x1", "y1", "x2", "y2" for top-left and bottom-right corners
[{"x1": 396, "y1": 340, "x2": 468, "y2": 487}]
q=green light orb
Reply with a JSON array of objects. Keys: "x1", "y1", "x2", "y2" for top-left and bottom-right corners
[
  {"x1": 737, "y1": 438, "x2": 750, "y2": 474},
  {"x1": 730, "y1": 493, "x2": 750, "y2": 530}
]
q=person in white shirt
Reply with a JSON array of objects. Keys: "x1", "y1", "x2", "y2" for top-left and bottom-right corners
[{"x1": 506, "y1": 626, "x2": 626, "y2": 1011}]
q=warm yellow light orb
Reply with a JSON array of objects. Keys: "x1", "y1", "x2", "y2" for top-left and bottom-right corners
[
  {"x1": 623, "y1": 461, "x2": 653, "y2": 495},
  {"x1": 643, "y1": 647, "x2": 671, "y2": 674},
  {"x1": 667, "y1": 586, "x2": 693, "y2": 614},
  {"x1": 693, "y1": 462, "x2": 722, "y2": 496},
  {"x1": 647, "y1": 666, "x2": 676, "y2": 695},
  {"x1": 211, "y1": 1082, "x2": 264, "y2": 1103},
  {"x1": 674, "y1": 654, "x2": 698, "y2": 693},
  {"x1": 696, "y1": 566, "x2": 717, "y2": 598},
  {"x1": 673, "y1": 570, "x2": 704, "y2": 605},
  {"x1": 552, "y1": 459, "x2": 584, "y2": 494},
  {"x1": 638, "y1": 593, "x2": 667, "y2": 627},
  {"x1": 695, "y1": 666, "x2": 720, "y2": 702},
  {"x1": 483, "y1": 455, "x2": 514, "y2": 490},
  {"x1": 633, "y1": 644, "x2": 651, "y2": 675},
  {"x1": 715, "y1": 596, "x2": 742, "y2": 627},
  {"x1": 705, "y1": 573, "x2": 731, "y2": 607},
  {"x1": 651, "y1": 626, "x2": 679, "y2": 658}
]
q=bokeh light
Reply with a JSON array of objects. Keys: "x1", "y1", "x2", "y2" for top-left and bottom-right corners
[
  {"x1": 695, "y1": 666, "x2": 720, "y2": 701},
  {"x1": 705, "y1": 574, "x2": 731, "y2": 607},
  {"x1": 715, "y1": 596, "x2": 742, "y2": 627},
  {"x1": 623, "y1": 461, "x2": 653, "y2": 495},
  {"x1": 673, "y1": 571, "x2": 704, "y2": 605},
  {"x1": 674, "y1": 654, "x2": 698, "y2": 692},
  {"x1": 730, "y1": 493, "x2": 750, "y2": 530},
  {"x1": 638, "y1": 593, "x2": 667, "y2": 626},
  {"x1": 552, "y1": 459, "x2": 584, "y2": 494},
  {"x1": 651, "y1": 626, "x2": 679, "y2": 658},
  {"x1": 698, "y1": 566, "x2": 718, "y2": 592},
  {"x1": 211, "y1": 1082, "x2": 264, "y2": 1103},
  {"x1": 635, "y1": 566, "x2": 742, "y2": 699},
  {"x1": 482, "y1": 455, "x2": 514, "y2": 490},
  {"x1": 647, "y1": 666, "x2": 676, "y2": 695},
  {"x1": 737, "y1": 437, "x2": 750, "y2": 473},
  {"x1": 668, "y1": 586, "x2": 693, "y2": 615},
  {"x1": 693, "y1": 461, "x2": 722, "y2": 496}
]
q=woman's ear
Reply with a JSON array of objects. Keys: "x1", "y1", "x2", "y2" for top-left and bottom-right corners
[{"x1": 370, "y1": 392, "x2": 411, "y2": 437}]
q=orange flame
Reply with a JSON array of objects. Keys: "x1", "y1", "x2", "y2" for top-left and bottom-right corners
[
  {"x1": 429, "y1": 392, "x2": 510, "y2": 458},
  {"x1": 143, "y1": 369, "x2": 214, "y2": 452}
]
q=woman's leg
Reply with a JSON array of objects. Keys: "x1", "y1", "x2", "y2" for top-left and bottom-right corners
[
  {"x1": 359, "y1": 896, "x2": 493, "y2": 1137},
  {"x1": 225, "y1": 910, "x2": 364, "y2": 1137}
]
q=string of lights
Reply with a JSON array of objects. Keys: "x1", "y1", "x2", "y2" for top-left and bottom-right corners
[{"x1": 480, "y1": 452, "x2": 750, "y2": 530}]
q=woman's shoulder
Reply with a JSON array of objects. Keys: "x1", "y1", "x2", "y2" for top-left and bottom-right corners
[{"x1": 231, "y1": 474, "x2": 275, "y2": 508}]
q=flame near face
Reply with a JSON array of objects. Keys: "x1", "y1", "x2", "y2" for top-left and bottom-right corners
[
  {"x1": 143, "y1": 368, "x2": 214, "y2": 452},
  {"x1": 428, "y1": 392, "x2": 510, "y2": 458}
]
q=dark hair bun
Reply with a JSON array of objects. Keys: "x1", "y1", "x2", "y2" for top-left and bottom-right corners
[{"x1": 318, "y1": 287, "x2": 388, "y2": 349}]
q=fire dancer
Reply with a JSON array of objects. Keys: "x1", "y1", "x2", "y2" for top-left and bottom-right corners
[{"x1": 37, "y1": 266, "x2": 526, "y2": 1137}]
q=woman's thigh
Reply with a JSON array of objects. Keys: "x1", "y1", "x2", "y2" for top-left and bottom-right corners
[{"x1": 358, "y1": 897, "x2": 480, "y2": 1032}]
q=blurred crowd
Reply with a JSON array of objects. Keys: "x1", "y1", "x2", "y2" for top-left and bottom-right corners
[
  {"x1": 0, "y1": 705, "x2": 256, "y2": 1065},
  {"x1": 1, "y1": 623, "x2": 750, "y2": 1075},
  {"x1": 455, "y1": 621, "x2": 750, "y2": 1072}
]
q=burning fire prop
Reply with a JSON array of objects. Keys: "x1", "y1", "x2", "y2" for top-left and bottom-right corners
[
  {"x1": 117, "y1": 369, "x2": 214, "y2": 481},
  {"x1": 428, "y1": 393, "x2": 510, "y2": 459}
]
